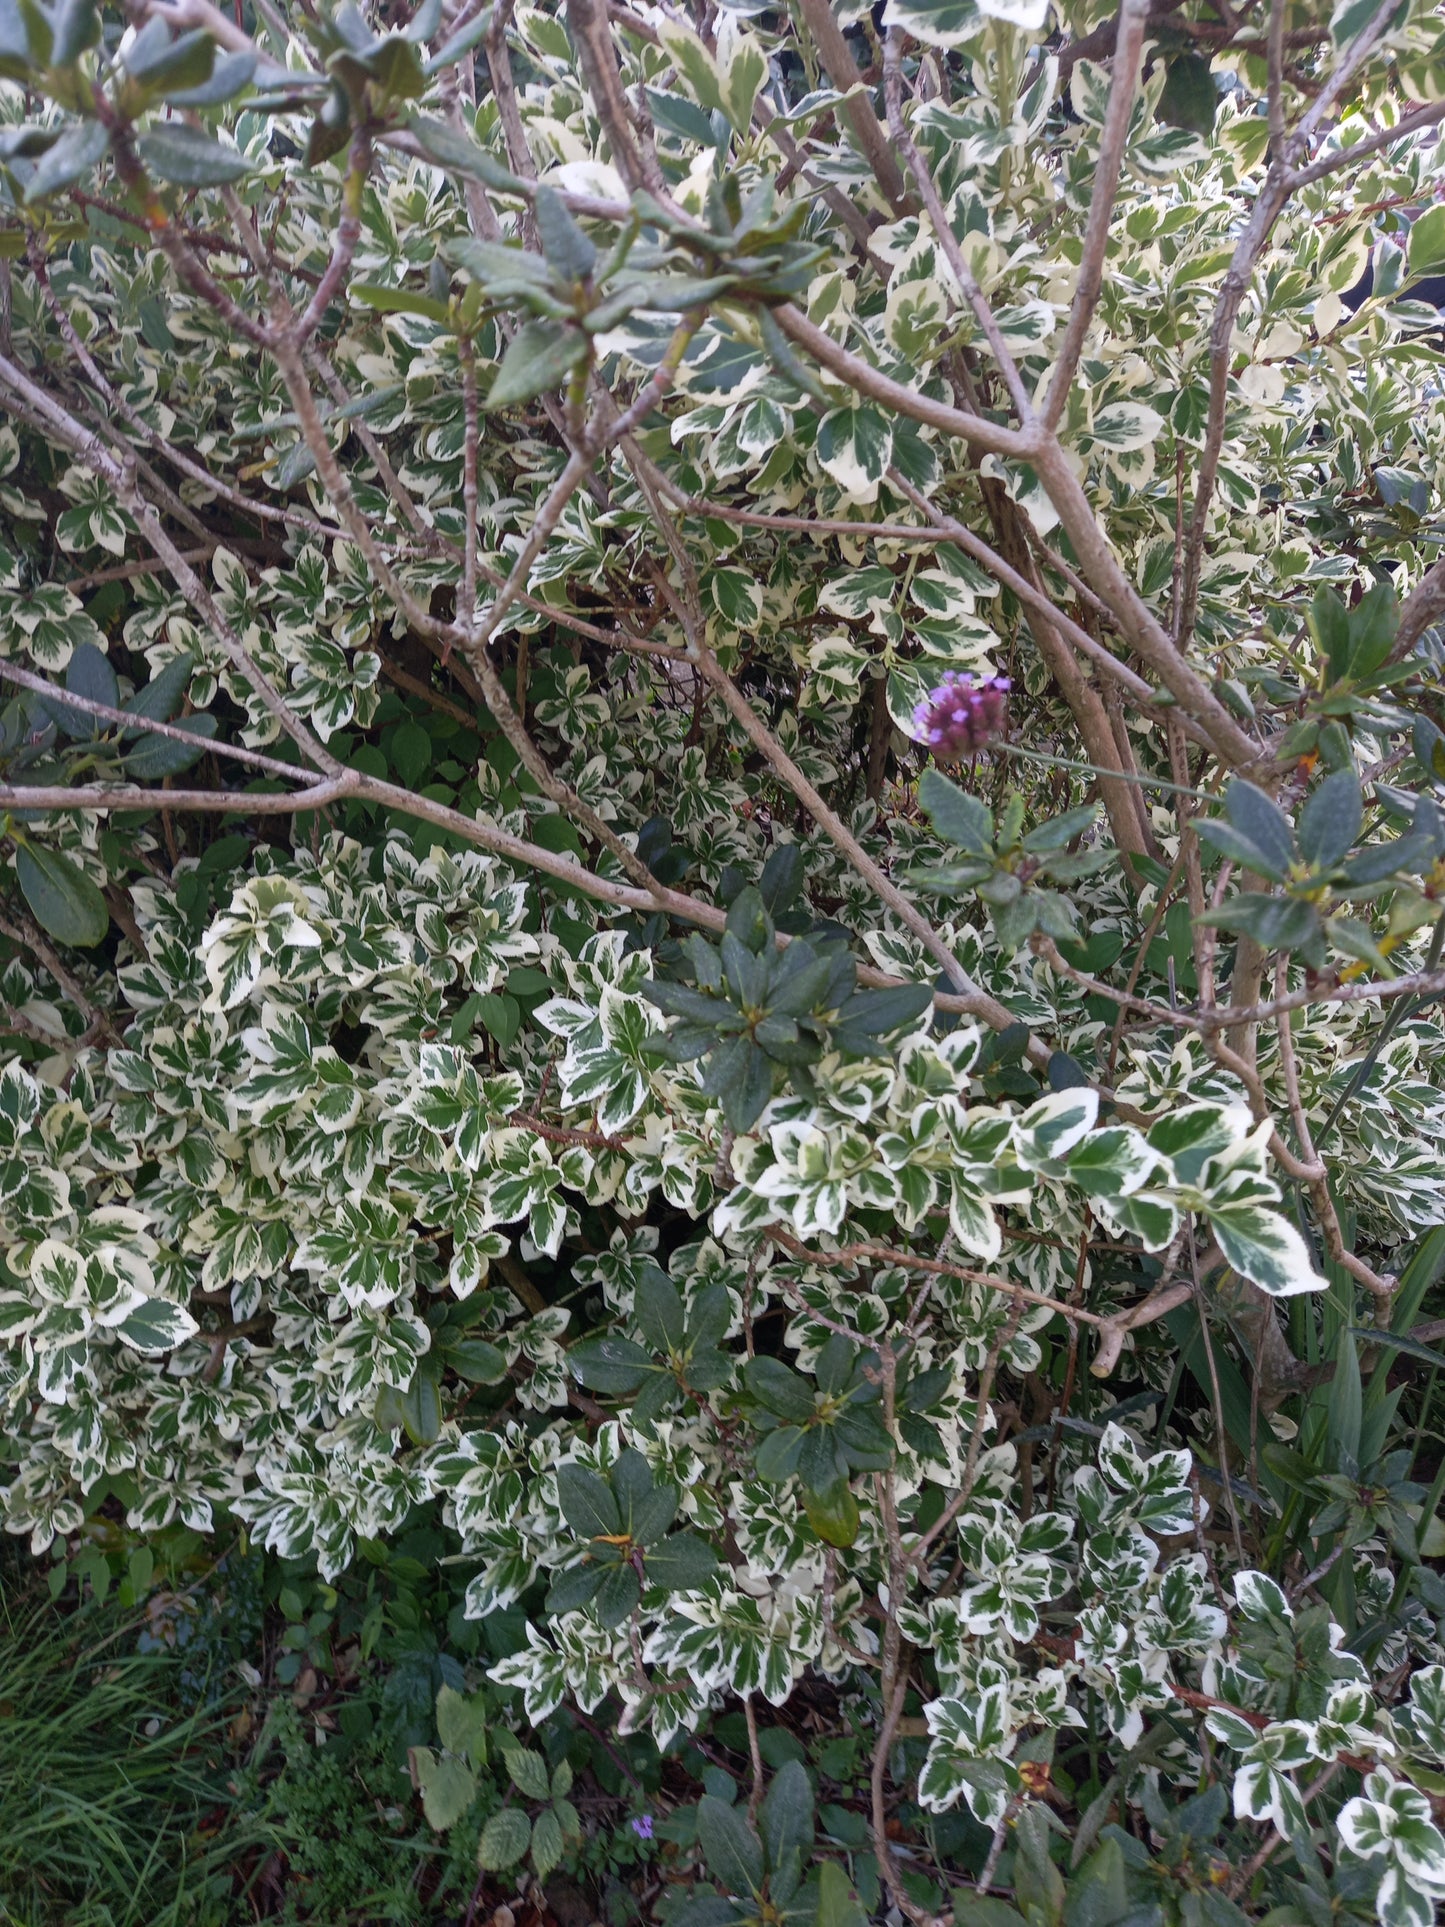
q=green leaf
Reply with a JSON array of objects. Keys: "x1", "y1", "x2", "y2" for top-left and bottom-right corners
[
  {"x1": 398, "y1": 1363, "x2": 442, "y2": 1444},
  {"x1": 1348, "y1": 581, "x2": 1398, "y2": 678},
  {"x1": 556, "y1": 1462, "x2": 621, "y2": 1538},
  {"x1": 612, "y1": 1447, "x2": 676, "y2": 1546},
  {"x1": 759, "y1": 843, "x2": 804, "y2": 917},
  {"x1": 697, "y1": 1794, "x2": 765, "y2": 1898},
  {"x1": 634, "y1": 1268, "x2": 686, "y2": 1355},
  {"x1": 1224, "y1": 781, "x2": 1295, "y2": 875},
  {"x1": 49, "y1": 0, "x2": 98, "y2": 66},
  {"x1": 1350, "y1": 1327, "x2": 1445, "y2": 1372},
  {"x1": 352, "y1": 282, "x2": 451, "y2": 322},
  {"x1": 46, "y1": 639, "x2": 119, "y2": 737},
  {"x1": 406, "y1": 109, "x2": 520, "y2": 186},
  {"x1": 424, "y1": 9, "x2": 494, "y2": 72},
  {"x1": 165, "y1": 49, "x2": 257, "y2": 106},
  {"x1": 545, "y1": 1561, "x2": 606, "y2": 1615},
  {"x1": 125, "y1": 714, "x2": 217, "y2": 779},
  {"x1": 485, "y1": 318, "x2": 588, "y2": 411},
  {"x1": 804, "y1": 1478, "x2": 860, "y2": 1549},
  {"x1": 918, "y1": 768, "x2": 994, "y2": 854},
  {"x1": 123, "y1": 651, "x2": 194, "y2": 728},
  {"x1": 835, "y1": 984, "x2": 932, "y2": 1036},
  {"x1": 593, "y1": 1561, "x2": 642, "y2": 1626},
  {"x1": 1411, "y1": 204, "x2": 1445, "y2": 279},
  {"x1": 754, "y1": 1425, "x2": 806, "y2": 1482},
  {"x1": 569, "y1": 1334, "x2": 653, "y2": 1394},
  {"x1": 23, "y1": 119, "x2": 109, "y2": 203},
  {"x1": 1308, "y1": 586, "x2": 1353, "y2": 683},
  {"x1": 15, "y1": 844, "x2": 109, "y2": 947},
  {"x1": 1012, "y1": 1806, "x2": 1065, "y2": 1927},
  {"x1": 137, "y1": 123, "x2": 252, "y2": 186},
  {"x1": 534, "y1": 184, "x2": 596, "y2": 282},
  {"x1": 531, "y1": 1806, "x2": 564, "y2": 1883},
  {"x1": 340, "y1": 32, "x2": 425, "y2": 98},
  {"x1": 501, "y1": 1740, "x2": 551, "y2": 1801},
  {"x1": 951, "y1": 1888, "x2": 1032, "y2": 1919},
  {"x1": 1156, "y1": 53, "x2": 1216, "y2": 134},
  {"x1": 1328, "y1": 1327, "x2": 1363, "y2": 1473},
  {"x1": 413, "y1": 1746, "x2": 478, "y2": 1830},
  {"x1": 444, "y1": 1337, "x2": 507, "y2": 1383},
  {"x1": 761, "y1": 1758, "x2": 815, "y2": 1874},
  {"x1": 817, "y1": 1859, "x2": 871, "y2": 1927},
  {"x1": 745, "y1": 1356, "x2": 817, "y2": 1422},
  {"x1": 122, "y1": 22, "x2": 215, "y2": 94},
  {"x1": 436, "y1": 1683, "x2": 489, "y2": 1765},
  {"x1": 402, "y1": 0, "x2": 443, "y2": 41},
  {"x1": 643, "y1": 1530, "x2": 718, "y2": 1592},
  {"x1": 1296, "y1": 771, "x2": 1361, "y2": 870},
  {"x1": 478, "y1": 1806, "x2": 532, "y2": 1871}
]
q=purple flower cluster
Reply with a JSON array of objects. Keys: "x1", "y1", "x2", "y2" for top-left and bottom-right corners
[{"x1": 910, "y1": 671, "x2": 1011, "y2": 758}]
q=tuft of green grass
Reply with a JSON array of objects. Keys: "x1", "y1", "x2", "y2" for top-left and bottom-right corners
[{"x1": 0, "y1": 1555, "x2": 270, "y2": 1927}]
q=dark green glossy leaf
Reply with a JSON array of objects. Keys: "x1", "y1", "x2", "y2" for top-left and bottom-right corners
[
  {"x1": 398, "y1": 1363, "x2": 442, "y2": 1444},
  {"x1": 485, "y1": 318, "x2": 588, "y2": 410},
  {"x1": 1296, "y1": 770, "x2": 1361, "y2": 870},
  {"x1": 556, "y1": 1462, "x2": 620, "y2": 1539},
  {"x1": 545, "y1": 1560, "x2": 606, "y2": 1615},
  {"x1": 15, "y1": 844, "x2": 108, "y2": 947},
  {"x1": 1156, "y1": 53, "x2": 1216, "y2": 134},
  {"x1": 745, "y1": 1356, "x2": 816, "y2": 1422},
  {"x1": 634, "y1": 1267, "x2": 686, "y2": 1354},
  {"x1": 918, "y1": 767, "x2": 993, "y2": 854},
  {"x1": 593, "y1": 1560, "x2": 641, "y2": 1626},
  {"x1": 124, "y1": 713, "x2": 217, "y2": 779},
  {"x1": 49, "y1": 0, "x2": 98, "y2": 66},
  {"x1": 24, "y1": 119, "x2": 109, "y2": 204},
  {"x1": 1224, "y1": 780, "x2": 1295, "y2": 875},
  {"x1": 760, "y1": 1758, "x2": 814, "y2": 1872},
  {"x1": 445, "y1": 1337, "x2": 508, "y2": 1383},
  {"x1": 138, "y1": 123, "x2": 252, "y2": 187},
  {"x1": 754, "y1": 1424, "x2": 806, "y2": 1482},
  {"x1": 123, "y1": 651, "x2": 194, "y2": 727},
  {"x1": 165, "y1": 49, "x2": 257, "y2": 106},
  {"x1": 534, "y1": 182, "x2": 596, "y2": 281},
  {"x1": 569, "y1": 1333, "x2": 653, "y2": 1394},
  {"x1": 697, "y1": 1794, "x2": 764, "y2": 1899},
  {"x1": 643, "y1": 1530, "x2": 718, "y2": 1591}
]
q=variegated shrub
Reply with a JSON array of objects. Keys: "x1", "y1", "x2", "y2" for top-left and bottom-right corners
[{"x1": 2, "y1": 0, "x2": 1445, "y2": 1918}]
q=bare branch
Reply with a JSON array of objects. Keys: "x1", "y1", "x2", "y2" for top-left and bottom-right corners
[
  {"x1": 0, "y1": 661, "x2": 310, "y2": 783},
  {"x1": 884, "y1": 31, "x2": 1033, "y2": 422},
  {"x1": 799, "y1": 0, "x2": 912, "y2": 216},
  {"x1": 1177, "y1": 0, "x2": 1409, "y2": 644},
  {"x1": 1389, "y1": 556, "x2": 1445, "y2": 663},
  {"x1": 0, "y1": 351, "x2": 339, "y2": 774},
  {"x1": 1040, "y1": 0, "x2": 1151, "y2": 431},
  {"x1": 769, "y1": 302, "x2": 1025, "y2": 458}
]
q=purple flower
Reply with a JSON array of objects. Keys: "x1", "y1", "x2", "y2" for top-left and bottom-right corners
[
  {"x1": 631, "y1": 1814, "x2": 654, "y2": 1840},
  {"x1": 910, "y1": 672, "x2": 1010, "y2": 758}
]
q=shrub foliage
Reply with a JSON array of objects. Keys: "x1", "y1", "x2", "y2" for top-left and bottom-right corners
[{"x1": 2, "y1": 0, "x2": 1445, "y2": 1918}]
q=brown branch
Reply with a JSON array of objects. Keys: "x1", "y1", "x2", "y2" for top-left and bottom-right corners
[
  {"x1": 1040, "y1": 0, "x2": 1151, "y2": 431},
  {"x1": 769, "y1": 302, "x2": 1024, "y2": 459},
  {"x1": 884, "y1": 31, "x2": 1031, "y2": 420},
  {"x1": 0, "y1": 660, "x2": 311, "y2": 783},
  {"x1": 798, "y1": 0, "x2": 912, "y2": 215},
  {"x1": 1176, "y1": 0, "x2": 1408, "y2": 645}
]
